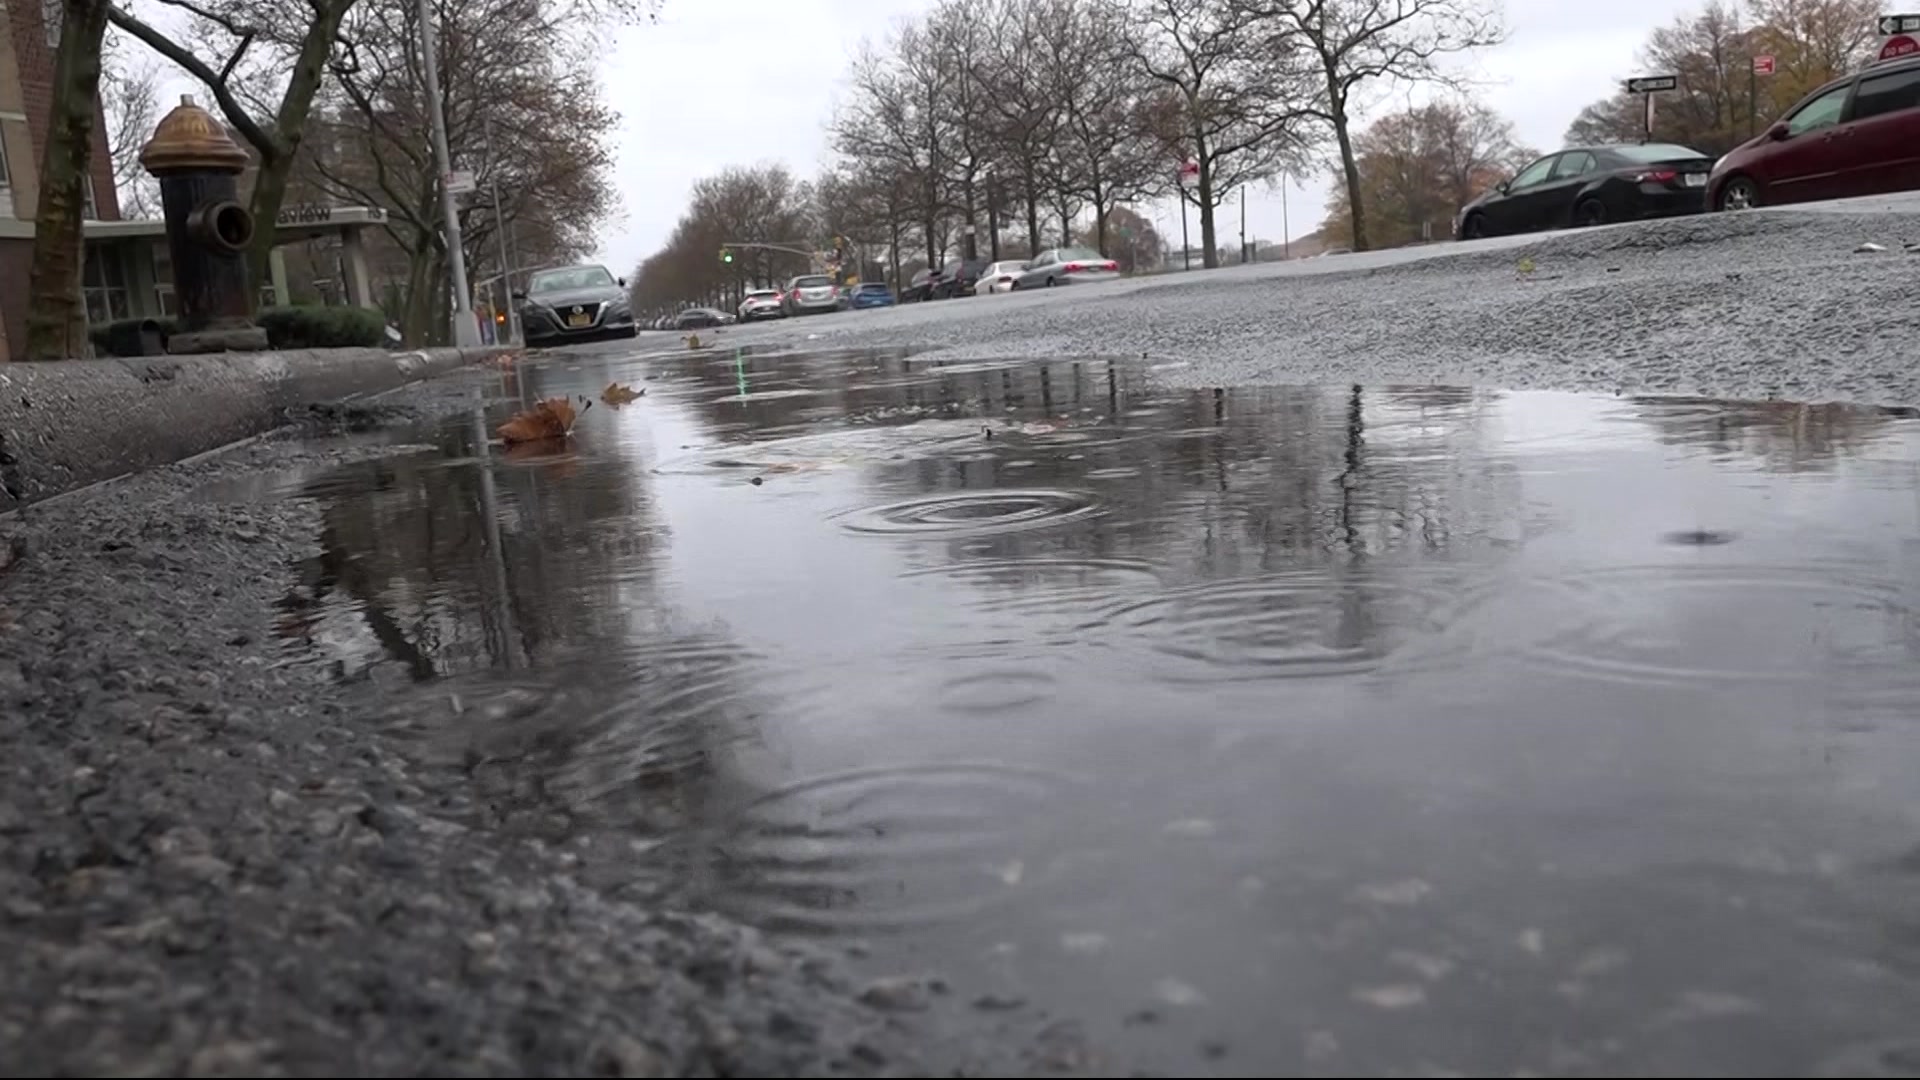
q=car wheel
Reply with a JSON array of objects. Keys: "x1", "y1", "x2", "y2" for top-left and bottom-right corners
[
  {"x1": 1574, "y1": 199, "x2": 1607, "y2": 227},
  {"x1": 1718, "y1": 176, "x2": 1759, "y2": 211},
  {"x1": 1461, "y1": 213, "x2": 1487, "y2": 240},
  {"x1": 1045, "y1": 276, "x2": 1057, "y2": 287}
]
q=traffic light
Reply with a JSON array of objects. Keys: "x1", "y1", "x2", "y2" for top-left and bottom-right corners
[
  {"x1": 721, "y1": 247, "x2": 734, "y2": 264},
  {"x1": 494, "y1": 311, "x2": 506, "y2": 325}
]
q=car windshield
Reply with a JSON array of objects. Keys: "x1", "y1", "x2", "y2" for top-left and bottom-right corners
[
  {"x1": 793, "y1": 276, "x2": 831, "y2": 288},
  {"x1": 1609, "y1": 143, "x2": 1704, "y2": 162},
  {"x1": 528, "y1": 266, "x2": 615, "y2": 293},
  {"x1": 1058, "y1": 247, "x2": 1104, "y2": 261},
  {"x1": 745, "y1": 290, "x2": 777, "y2": 299}
]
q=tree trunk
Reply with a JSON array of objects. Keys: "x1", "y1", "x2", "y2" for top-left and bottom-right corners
[
  {"x1": 1332, "y1": 97, "x2": 1368, "y2": 252},
  {"x1": 244, "y1": 0, "x2": 353, "y2": 296},
  {"x1": 962, "y1": 176, "x2": 977, "y2": 260},
  {"x1": 1196, "y1": 158, "x2": 1218, "y2": 269},
  {"x1": 24, "y1": 0, "x2": 111, "y2": 361},
  {"x1": 400, "y1": 242, "x2": 437, "y2": 347},
  {"x1": 1022, "y1": 161, "x2": 1040, "y2": 255},
  {"x1": 1094, "y1": 197, "x2": 1110, "y2": 258},
  {"x1": 887, "y1": 214, "x2": 901, "y2": 292}
]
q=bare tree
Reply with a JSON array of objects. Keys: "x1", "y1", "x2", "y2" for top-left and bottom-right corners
[
  {"x1": 26, "y1": 0, "x2": 113, "y2": 360},
  {"x1": 101, "y1": 29, "x2": 160, "y2": 219},
  {"x1": 1041, "y1": 0, "x2": 1166, "y2": 255},
  {"x1": 1239, "y1": 0, "x2": 1506, "y2": 252},
  {"x1": 974, "y1": 0, "x2": 1063, "y2": 252},
  {"x1": 833, "y1": 30, "x2": 950, "y2": 269},
  {"x1": 1125, "y1": 0, "x2": 1320, "y2": 268}
]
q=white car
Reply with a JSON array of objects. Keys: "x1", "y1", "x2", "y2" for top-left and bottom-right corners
[
  {"x1": 1012, "y1": 247, "x2": 1119, "y2": 289},
  {"x1": 972, "y1": 260, "x2": 1028, "y2": 295},
  {"x1": 737, "y1": 289, "x2": 784, "y2": 322}
]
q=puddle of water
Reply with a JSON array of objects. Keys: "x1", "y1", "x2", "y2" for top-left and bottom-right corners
[{"x1": 257, "y1": 348, "x2": 1920, "y2": 1075}]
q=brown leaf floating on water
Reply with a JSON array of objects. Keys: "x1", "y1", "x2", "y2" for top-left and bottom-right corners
[
  {"x1": 496, "y1": 397, "x2": 589, "y2": 445},
  {"x1": 601, "y1": 381, "x2": 644, "y2": 406}
]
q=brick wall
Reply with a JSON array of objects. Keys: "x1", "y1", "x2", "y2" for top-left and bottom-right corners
[{"x1": 5, "y1": 0, "x2": 121, "y2": 222}]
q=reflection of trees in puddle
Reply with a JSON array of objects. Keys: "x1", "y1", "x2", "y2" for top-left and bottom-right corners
[
  {"x1": 1631, "y1": 397, "x2": 1920, "y2": 472},
  {"x1": 283, "y1": 406, "x2": 772, "y2": 851}
]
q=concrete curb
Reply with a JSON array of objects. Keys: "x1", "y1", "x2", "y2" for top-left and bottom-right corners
[{"x1": 0, "y1": 346, "x2": 509, "y2": 514}]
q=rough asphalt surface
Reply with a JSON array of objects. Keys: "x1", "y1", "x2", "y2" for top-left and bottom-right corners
[
  {"x1": 0, "y1": 378, "x2": 992, "y2": 1077},
  {"x1": 705, "y1": 198, "x2": 1920, "y2": 407},
  {"x1": 2, "y1": 202, "x2": 1916, "y2": 1077}
]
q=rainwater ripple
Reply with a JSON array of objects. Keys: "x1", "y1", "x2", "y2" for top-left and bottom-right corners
[
  {"x1": 837, "y1": 489, "x2": 1102, "y2": 538},
  {"x1": 715, "y1": 762, "x2": 1080, "y2": 932}
]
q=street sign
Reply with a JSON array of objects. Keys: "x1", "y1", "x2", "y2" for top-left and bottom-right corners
[
  {"x1": 1880, "y1": 33, "x2": 1919, "y2": 61},
  {"x1": 1751, "y1": 54, "x2": 1775, "y2": 75},
  {"x1": 1177, "y1": 160, "x2": 1199, "y2": 186},
  {"x1": 1878, "y1": 13, "x2": 1920, "y2": 35},
  {"x1": 445, "y1": 170, "x2": 476, "y2": 195},
  {"x1": 1625, "y1": 75, "x2": 1678, "y2": 93}
]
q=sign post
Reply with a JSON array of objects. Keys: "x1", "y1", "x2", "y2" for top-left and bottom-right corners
[
  {"x1": 1624, "y1": 75, "x2": 1678, "y2": 144},
  {"x1": 1176, "y1": 160, "x2": 1198, "y2": 270},
  {"x1": 1749, "y1": 55, "x2": 1773, "y2": 140},
  {"x1": 1880, "y1": 14, "x2": 1920, "y2": 60}
]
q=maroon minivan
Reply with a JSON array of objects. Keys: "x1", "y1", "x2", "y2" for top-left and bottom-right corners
[{"x1": 1707, "y1": 55, "x2": 1920, "y2": 211}]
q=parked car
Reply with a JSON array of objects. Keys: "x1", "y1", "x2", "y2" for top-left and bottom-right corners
[
  {"x1": 1012, "y1": 247, "x2": 1120, "y2": 289},
  {"x1": 1709, "y1": 55, "x2": 1920, "y2": 211},
  {"x1": 933, "y1": 258, "x2": 991, "y2": 298},
  {"x1": 902, "y1": 267, "x2": 942, "y2": 302},
  {"x1": 1455, "y1": 143, "x2": 1714, "y2": 240},
  {"x1": 738, "y1": 289, "x2": 785, "y2": 322},
  {"x1": 674, "y1": 307, "x2": 726, "y2": 329},
  {"x1": 973, "y1": 260, "x2": 1028, "y2": 294},
  {"x1": 515, "y1": 263, "x2": 637, "y2": 345},
  {"x1": 783, "y1": 274, "x2": 840, "y2": 315},
  {"x1": 849, "y1": 282, "x2": 896, "y2": 309}
]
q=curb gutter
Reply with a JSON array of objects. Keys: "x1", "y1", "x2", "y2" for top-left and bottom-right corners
[{"x1": 0, "y1": 346, "x2": 510, "y2": 514}]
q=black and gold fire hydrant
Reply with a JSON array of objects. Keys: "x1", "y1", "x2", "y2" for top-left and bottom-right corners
[{"x1": 138, "y1": 96, "x2": 268, "y2": 354}]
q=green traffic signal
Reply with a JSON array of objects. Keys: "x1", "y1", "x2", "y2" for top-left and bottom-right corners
[{"x1": 721, "y1": 248, "x2": 734, "y2": 263}]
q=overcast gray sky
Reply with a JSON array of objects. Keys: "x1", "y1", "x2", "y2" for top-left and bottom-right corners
[{"x1": 591, "y1": 0, "x2": 1701, "y2": 271}]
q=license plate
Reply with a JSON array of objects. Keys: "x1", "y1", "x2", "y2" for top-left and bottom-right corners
[
  {"x1": 567, "y1": 312, "x2": 591, "y2": 328},
  {"x1": 1683, "y1": 173, "x2": 1707, "y2": 187}
]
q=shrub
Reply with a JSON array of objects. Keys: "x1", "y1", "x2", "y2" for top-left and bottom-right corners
[{"x1": 256, "y1": 304, "x2": 387, "y2": 350}]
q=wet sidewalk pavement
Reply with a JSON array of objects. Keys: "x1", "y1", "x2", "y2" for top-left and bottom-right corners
[{"x1": 223, "y1": 345, "x2": 1920, "y2": 1076}]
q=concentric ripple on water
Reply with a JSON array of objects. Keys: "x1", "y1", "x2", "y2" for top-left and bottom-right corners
[
  {"x1": 838, "y1": 489, "x2": 1101, "y2": 538},
  {"x1": 713, "y1": 762, "x2": 1077, "y2": 932},
  {"x1": 1520, "y1": 564, "x2": 1917, "y2": 686},
  {"x1": 1080, "y1": 570, "x2": 1463, "y2": 682}
]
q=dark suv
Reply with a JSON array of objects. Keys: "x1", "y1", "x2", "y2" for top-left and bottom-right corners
[
  {"x1": 933, "y1": 258, "x2": 990, "y2": 298},
  {"x1": 1708, "y1": 55, "x2": 1920, "y2": 211}
]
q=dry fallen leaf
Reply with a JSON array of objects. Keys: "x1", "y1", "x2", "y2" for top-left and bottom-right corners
[
  {"x1": 496, "y1": 396, "x2": 589, "y2": 445},
  {"x1": 684, "y1": 333, "x2": 708, "y2": 350},
  {"x1": 601, "y1": 381, "x2": 644, "y2": 406}
]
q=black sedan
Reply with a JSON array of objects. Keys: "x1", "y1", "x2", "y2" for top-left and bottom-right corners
[
  {"x1": 1455, "y1": 144, "x2": 1714, "y2": 240},
  {"x1": 514, "y1": 263, "x2": 637, "y2": 345},
  {"x1": 673, "y1": 307, "x2": 727, "y2": 329}
]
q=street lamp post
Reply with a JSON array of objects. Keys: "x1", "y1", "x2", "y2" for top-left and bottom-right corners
[
  {"x1": 482, "y1": 108, "x2": 518, "y2": 346},
  {"x1": 418, "y1": 0, "x2": 482, "y2": 347}
]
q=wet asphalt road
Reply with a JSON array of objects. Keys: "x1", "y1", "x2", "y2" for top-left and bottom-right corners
[
  {"x1": 624, "y1": 194, "x2": 1920, "y2": 408},
  {"x1": 5, "y1": 199, "x2": 1920, "y2": 1077}
]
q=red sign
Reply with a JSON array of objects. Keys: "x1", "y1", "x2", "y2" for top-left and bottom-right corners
[
  {"x1": 1751, "y1": 54, "x2": 1775, "y2": 75},
  {"x1": 1881, "y1": 33, "x2": 1919, "y2": 61}
]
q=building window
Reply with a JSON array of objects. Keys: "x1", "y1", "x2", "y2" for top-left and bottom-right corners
[
  {"x1": 42, "y1": 0, "x2": 61, "y2": 47},
  {"x1": 0, "y1": 128, "x2": 10, "y2": 188},
  {"x1": 83, "y1": 246, "x2": 130, "y2": 325},
  {"x1": 81, "y1": 174, "x2": 96, "y2": 219}
]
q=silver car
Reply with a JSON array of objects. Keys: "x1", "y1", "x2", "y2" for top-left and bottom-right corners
[
  {"x1": 783, "y1": 274, "x2": 840, "y2": 315},
  {"x1": 1012, "y1": 246, "x2": 1119, "y2": 289},
  {"x1": 973, "y1": 260, "x2": 1029, "y2": 295},
  {"x1": 738, "y1": 289, "x2": 785, "y2": 322}
]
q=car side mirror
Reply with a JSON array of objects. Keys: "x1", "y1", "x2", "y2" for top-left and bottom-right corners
[
  {"x1": 617, "y1": 277, "x2": 626, "y2": 287},
  {"x1": 1767, "y1": 120, "x2": 1789, "y2": 140},
  {"x1": 1496, "y1": 180, "x2": 1510, "y2": 195},
  {"x1": 511, "y1": 290, "x2": 526, "y2": 300}
]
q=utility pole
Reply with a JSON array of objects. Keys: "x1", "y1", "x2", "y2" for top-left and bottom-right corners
[
  {"x1": 482, "y1": 108, "x2": 517, "y2": 345},
  {"x1": 1239, "y1": 187, "x2": 1247, "y2": 264},
  {"x1": 418, "y1": 0, "x2": 482, "y2": 347}
]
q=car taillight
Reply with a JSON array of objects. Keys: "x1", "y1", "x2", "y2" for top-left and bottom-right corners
[
  {"x1": 1103, "y1": 261, "x2": 1117, "y2": 272},
  {"x1": 1632, "y1": 169, "x2": 1678, "y2": 183},
  {"x1": 998, "y1": 276, "x2": 1012, "y2": 283},
  {"x1": 1065, "y1": 262, "x2": 1083, "y2": 272}
]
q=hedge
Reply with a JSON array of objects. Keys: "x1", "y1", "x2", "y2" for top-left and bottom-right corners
[
  {"x1": 256, "y1": 305, "x2": 387, "y2": 350},
  {"x1": 87, "y1": 305, "x2": 388, "y2": 356}
]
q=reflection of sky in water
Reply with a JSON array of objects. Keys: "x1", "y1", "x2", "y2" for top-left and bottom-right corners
[{"x1": 282, "y1": 352, "x2": 1920, "y2": 1077}]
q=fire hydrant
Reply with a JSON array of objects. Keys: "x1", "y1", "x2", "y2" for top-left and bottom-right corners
[{"x1": 138, "y1": 95, "x2": 268, "y2": 354}]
